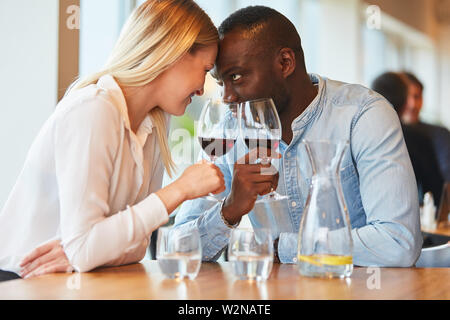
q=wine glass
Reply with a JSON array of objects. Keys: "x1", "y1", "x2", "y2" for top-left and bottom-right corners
[
  {"x1": 240, "y1": 98, "x2": 288, "y2": 202},
  {"x1": 197, "y1": 99, "x2": 239, "y2": 202}
]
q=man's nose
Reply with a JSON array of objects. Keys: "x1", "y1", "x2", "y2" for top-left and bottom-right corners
[{"x1": 222, "y1": 86, "x2": 239, "y2": 103}]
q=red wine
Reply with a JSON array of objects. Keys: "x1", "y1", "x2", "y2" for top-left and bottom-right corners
[
  {"x1": 198, "y1": 137, "x2": 236, "y2": 158},
  {"x1": 244, "y1": 138, "x2": 280, "y2": 150}
]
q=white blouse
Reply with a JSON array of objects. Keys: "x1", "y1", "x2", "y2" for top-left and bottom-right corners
[{"x1": 0, "y1": 75, "x2": 170, "y2": 274}]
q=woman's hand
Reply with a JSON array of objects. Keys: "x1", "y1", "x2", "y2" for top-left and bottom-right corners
[
  {"x1": 175, "y1": 160, "x2": 226, "y2": 200},
  {"x1": 19, "y1": 239, "x2": 73, "y2": 279},
  {"x1": 156, "y1": 160, "x2": 226, "y2": 214}
]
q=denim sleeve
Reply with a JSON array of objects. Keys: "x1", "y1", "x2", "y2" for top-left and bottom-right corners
[
  {"x1": 279, "y1": 99, "x2": 423, "y2": 266},
  {"x1": 349, "y1": 99, "x2": 423, "y2": 267},
  {"x1": 278, "y1": 232, "x2": 298, "y2": 264},
  {"x1": 173, "y1": 160, "x2": 234, "y2": 262}
]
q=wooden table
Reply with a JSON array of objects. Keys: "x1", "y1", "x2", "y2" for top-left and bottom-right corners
[
  {"x1": 422, "y1": 221, "x2": 450, "y2": 237},
  {"x1": 0, "y1": 261, "x2": 448, "y2": 300}
]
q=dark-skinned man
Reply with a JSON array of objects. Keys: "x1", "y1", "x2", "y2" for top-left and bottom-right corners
[{"x1": 174, "y1": 6, "x2": 422, "y2": 266}]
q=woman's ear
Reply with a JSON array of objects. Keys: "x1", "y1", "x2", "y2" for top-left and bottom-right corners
[{"x1": 277, "y1": 48, "x2": 296, "y2": 79}]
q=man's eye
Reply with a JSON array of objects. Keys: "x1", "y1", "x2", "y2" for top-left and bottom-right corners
[{"x1": 231, "y1": 74, "x2": 242, "y2": 81}]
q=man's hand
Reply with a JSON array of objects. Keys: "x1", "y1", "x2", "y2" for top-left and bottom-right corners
[
  {"x1": 19, "y1": 239, "x2": 73, "y2": 279},
  {"x1": 221, "y1": 148, "x2": 281, "y2": 225}
]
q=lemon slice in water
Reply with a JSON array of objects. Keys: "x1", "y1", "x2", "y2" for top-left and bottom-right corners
[{"x1": 298, "y1": 254, "x2": 353, "y2": 266}]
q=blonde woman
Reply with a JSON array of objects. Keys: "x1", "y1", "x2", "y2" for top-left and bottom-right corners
[{"x1": 0, "y1": 0, "x2": 224, "y2": 281}]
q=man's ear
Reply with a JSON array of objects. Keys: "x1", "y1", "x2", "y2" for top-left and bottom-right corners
[{"x1": 276, "y1": 48, "x2": 296, "y2": 79}]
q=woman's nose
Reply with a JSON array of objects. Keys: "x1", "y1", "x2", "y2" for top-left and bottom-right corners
[{"x1": 195, "y1": 88, "x2": 204, "y2": 96}]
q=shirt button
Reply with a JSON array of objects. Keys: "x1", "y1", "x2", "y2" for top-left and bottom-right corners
[{"x1": 291, "y1": 201, "x2": 297, "y2": 207}]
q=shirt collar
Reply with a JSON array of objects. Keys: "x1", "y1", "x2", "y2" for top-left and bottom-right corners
[
  {"x1": 96, "y1": 74, "x2": 154, "y2": 136},
  {"x1": 291, "y1": 73, "x2": 325, "y2": 131},
  {"x1": 136, "y1": 114, "x2": 154, "y2": 147}
]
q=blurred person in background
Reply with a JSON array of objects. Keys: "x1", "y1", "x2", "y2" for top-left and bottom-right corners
[
  {"x1": 372, "y1": 72, "x2": 444, "y2": 205},
  {"x1": 401, "y1": 72, "x2": 450, "y2": 183}
]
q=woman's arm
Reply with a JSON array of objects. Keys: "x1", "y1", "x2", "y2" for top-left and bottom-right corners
[
  {"x1": 21, "y1": 102, "x2": 224, "y2": 276},
  {"x1": 20, "y1": 98, "x2": 225, "y2": 277}
]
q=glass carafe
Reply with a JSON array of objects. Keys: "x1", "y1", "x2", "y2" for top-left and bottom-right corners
[{"x1": 297, "y1": 140, "x2": 353, "y2": 278}]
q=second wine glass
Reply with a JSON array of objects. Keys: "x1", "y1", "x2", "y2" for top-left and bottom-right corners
[{"x1": 240, "y1": 98, "x2": 288, "y2": 202}]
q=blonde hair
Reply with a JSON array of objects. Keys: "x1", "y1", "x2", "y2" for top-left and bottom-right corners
[{"x1": 69, "y1": 0, "x2": 218, "y2": 177}]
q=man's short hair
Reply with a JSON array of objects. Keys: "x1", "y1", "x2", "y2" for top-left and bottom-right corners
[
  {"x1": 218, "y1": 6, "x2": 305, "y2": 69},
  {"x1": 402, "y1": 71, "x2": 424, "y2": 91},
  {"x1": 372, "y1": 72, "x2": 408, "y2": 114},
  {"x1": 219, "y1": 6, "x2": 281, "y2": 36}
]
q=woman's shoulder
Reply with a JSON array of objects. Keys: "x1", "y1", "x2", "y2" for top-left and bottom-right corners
[{"x1": 54, "y1": 85, "x2": 123, "y2": 128}]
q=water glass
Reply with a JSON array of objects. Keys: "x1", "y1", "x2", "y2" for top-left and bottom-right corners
[
  {"x1": 228, "y1": 228, "x2": 273, "y2": 281},
  {"x1": 156, "y1": 227, "x2": 202, "y2": 280}
]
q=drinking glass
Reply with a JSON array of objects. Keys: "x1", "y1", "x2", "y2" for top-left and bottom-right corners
[
  {"x1": 239, "y1": 98, "x2": 288, "y2": 202},
  {"x1": 156, "y1": 227, "x2": 202, "y2": 280},
  {"x1": 197, "y1": 99, "x2": 239, "y2": 202},
  {"x1": 228, "y1": 228, "x2": 274, "y2": 281}
]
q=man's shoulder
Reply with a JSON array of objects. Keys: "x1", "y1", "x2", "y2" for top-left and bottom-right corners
[{"x1": 322, "y1": 77, "x2": 386, "y2": 109}]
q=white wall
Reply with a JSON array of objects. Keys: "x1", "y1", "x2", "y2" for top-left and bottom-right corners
[
  {"x1": 309, "y1": 0, "x2": 361, "y2": 84},
  {"x1": 0, "y1": 0, "x2": 59, "y2": 208}
]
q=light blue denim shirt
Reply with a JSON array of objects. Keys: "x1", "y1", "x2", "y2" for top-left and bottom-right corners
[{"x1": 173, "y1": 74, "x2": 423, "y2": 267}]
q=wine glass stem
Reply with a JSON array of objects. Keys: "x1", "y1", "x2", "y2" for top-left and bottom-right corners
[{"x1": 207, "y1": 155, "x2": 221, "y2": 200}]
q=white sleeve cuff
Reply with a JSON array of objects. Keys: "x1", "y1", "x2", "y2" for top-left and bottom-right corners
[{"x1": 131, "y1": 193, "x2": 169, "y2": 235}]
